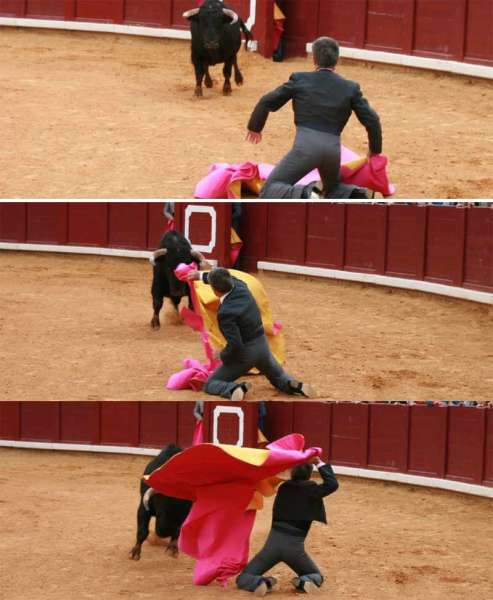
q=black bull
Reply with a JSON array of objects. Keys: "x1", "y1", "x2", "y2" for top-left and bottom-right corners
[
  {"x1": 183, "y1": 0, "x2": 253, "y2": 97},
  {"x1": 150, "y1": 230, "x2": 195, "y2": 329},
  {"x1": 129, "y1": 444, "x2": 192, "y2": 560}
]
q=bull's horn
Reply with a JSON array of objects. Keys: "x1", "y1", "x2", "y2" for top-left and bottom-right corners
[
  {"x1": 182, "y1": 8, "x2": 200, "y2": 18},
  {"x1": 223, "y1": 8, "x2": 238, "y2": 23},
  {"x1": 153, "y1": 248, "x2": 167, "y2": 259}
]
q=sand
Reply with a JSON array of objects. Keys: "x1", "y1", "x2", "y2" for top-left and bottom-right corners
[
  {"x1": 1, "y1": 29, "x2": 493, "y2": 198},
  {"x1": 1, "y1": 251, "x2": 492, "y2": 401},
  {"x1": 1, "y1": 448, "x2": 492, "y2": 600}
]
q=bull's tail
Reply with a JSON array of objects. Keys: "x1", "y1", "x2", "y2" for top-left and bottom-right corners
[{"x1": 239, "y1": 19, "x2": 253, "y2": 50}]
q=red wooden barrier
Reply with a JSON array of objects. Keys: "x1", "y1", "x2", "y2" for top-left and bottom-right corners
[
  {"x1": 100, "y1": 401, "x2": 140, "y2": 446},
  {"x1": 407, "y1": 405, "x2": 447, "y2": 479},
  {"x1": 446, "y1": 406, "x2": 486, "y2": 485},
  {"x1": 20, "y1": 401, "x2": 61, "y2": 442},
  {"x1": 0, "y1": 0, "x2": 273, "y2": 57},
  {"x1": 288, "y1": 0, "x2": 493, "y2": 66},
  {"x1": 1, "y1": 203, "x2": 492, "y2": 295},
  {"x1": 367, "y1": 403, "x2": 409, "y2": 472},
  {"x1": 329, "y1": 403, "x2": 369, "y2": 467},
  {"x1": 60, "y1": 401, "x2": 101, "y2": 444},
  {"x1": 1, "y1": 0, "x2": 491, "y2": 65},
  {"x1": 1, "y1": 401, "x2": 492, "y2": 489}
]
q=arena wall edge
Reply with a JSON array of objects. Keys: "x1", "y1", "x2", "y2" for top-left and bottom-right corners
[
  {"x1": 1, "y1": 439, "x2": 491, "y2": 499},
  {"x1": 2, "y1": 0, "x2": 492, "y2": 75},
  {"x1": 1, "y1": 202, "x2": 492, "y2": 302},
  {"x1": 1, "y1": 402, "x2": 492, "y2": 498},
  {"x1": 257, "y1": 261, "x2": 493, "y2": 305}
]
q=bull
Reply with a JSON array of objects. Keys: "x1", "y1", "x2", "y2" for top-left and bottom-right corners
[
  {"x1": 129, "y1": 444, "x2": 192, "y2": 560},
  {"x1": 150, "y1": 230, "x2": 209, "y2": 329},
  {"x1": 183, "y1": 0, "x2": 253, "y2": 97}
]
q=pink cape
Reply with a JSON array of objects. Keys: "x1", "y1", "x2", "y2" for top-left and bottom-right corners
[
  {"x1": 194, "y1": 146, "x2": 395, "y2": 198},
  {"x1": 166, "y1": 262, "x2": 221, "y2": 392},
  {"x1": 146, "y1": 434, "x2": 321, "y2": 586}
]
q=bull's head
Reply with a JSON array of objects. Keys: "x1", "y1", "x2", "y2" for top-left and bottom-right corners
[{"x1": 183, "y1": 1, "x2": 239, "y2": 51}]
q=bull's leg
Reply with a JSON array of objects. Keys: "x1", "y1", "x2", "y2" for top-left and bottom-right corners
[
  {"x1": 165, "y1": 536, "x2": 179, "y2": 558},
  {"x1": 233, "y1": 57, "x2": 243, "y2": 86},
  {"x1": 204, "y1": 66, "x2": 213, "y2": 88},
  {"x1": 170, "y1": 296, "x2": 181, "y2": 313},
  {"x1": 193, "y1": 61, "x2": 206, "y2": 97},
  {"x1": 129, "y1": 502, "x2": 152, "y2": 561},
  {"x1": 151, "y1": 295, "x2": 164, "y2": 329},
  {"x1": 222, "y1": 59, "x2": 234, "y2": 95}
]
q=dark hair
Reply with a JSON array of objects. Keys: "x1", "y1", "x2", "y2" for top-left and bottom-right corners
[
  {"x1": 312, "y1": 36, "x2": 339, "y2": 68},
  {"x1": 291, "y1": 462, "x2": 314, "y2": 481},
  {"x1": 208, "y1": 267, "x2": 234, "y2": 294}
]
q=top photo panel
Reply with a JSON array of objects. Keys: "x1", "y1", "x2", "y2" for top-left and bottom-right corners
[{"x1": 1, "y1": 0, "x2": 493, "y2": 200}]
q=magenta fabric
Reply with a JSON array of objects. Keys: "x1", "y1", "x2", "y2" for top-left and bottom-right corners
[
  {"x1": 166, "y1": 262, "x2": 220, "y2": 391},
  {"x1": 194, "y1": 146, "x2": 395, "y2": 198},
  {"x1": 146, "y1": 434, "x2": 321, "y2": 586},
  {"x1": 195, "y1": 161, "x2": 259, "y2": 199}
]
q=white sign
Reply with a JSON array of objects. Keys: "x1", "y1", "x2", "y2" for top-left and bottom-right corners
[
  {"x1": 213, "y1": 406, "x2": 244, "y2": 447},
  {"x1": 184, "y1": 205, "x2": 217, "y2": 254}
]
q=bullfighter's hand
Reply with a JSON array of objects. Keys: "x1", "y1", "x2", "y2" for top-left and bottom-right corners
[
  {"x1": 246, "y1": 130, "x2": 262, "y2": 144},
  {"x1": 186, "y1": 269, "x2": 200, "y2": 281}
]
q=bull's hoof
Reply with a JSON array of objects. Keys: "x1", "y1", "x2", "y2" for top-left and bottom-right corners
[
  {"x1": 129, "y1": 546, "x2": 141, "y2": 561},
  {"x1": 150, "y1": 316, "x2": 160, "y2": 330},
  {"x1": 204, "y1": 75, "x2": 213, "y2": 88},
  {"x1": 194, "y1": 86, "x2": 203, "y2": 97},
  {"x1": 222, "y1": 85, "x2": 232, "y2": 96},
  {"x1": 235, "y1": 76, "x2": 243, "y2": 86},
  {"x1": 165, "y1": 542, "x2": 179, "y2": 558}
]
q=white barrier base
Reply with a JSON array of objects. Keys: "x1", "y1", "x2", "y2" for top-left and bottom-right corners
[
  {"x1": 258, "y1": 261, "x2": 493, "y2": 306},
  {"x1": 1, "y1": 440, "x2": 491, "y2": 498},
  {"x1": 307, "y1": 43, "x2": 493, "y2": 80},
  {"x1": 0, "y1": 16, "x2": 258, "y2": 50},
  {"x1": 0, "y1": 242, "x2": 219, "y2": 266}
]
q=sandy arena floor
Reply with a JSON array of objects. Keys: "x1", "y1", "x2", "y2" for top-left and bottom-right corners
[
  {"x1": 1, "y1": 29, "x2": 493, "y2": 199},
  {"x1": 1, "y1": 448, "x2": 492, "y2": 600},
  {"x1": 0, "y1": 251, "x2": 492, "y2": 401}
]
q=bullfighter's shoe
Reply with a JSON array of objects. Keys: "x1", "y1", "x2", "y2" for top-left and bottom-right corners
[
  {"x1": 264, "y1": 577, "x2": 278, "y2": 592},
  {"x1": 230, "y1": 382, "x2": 253, "y2": 401},
  {"x1": 292, "y1": 577, "x2": 321, "y2": 594},
  {"x1": 308, "y1": 180, "x2": 324, "y2": 199},
  {"x1": 254, "y1": 581, "x2": 268, "y2": 597},
  {"x1": 288, "y1": 380, "x2": 315, "y2": 398}
]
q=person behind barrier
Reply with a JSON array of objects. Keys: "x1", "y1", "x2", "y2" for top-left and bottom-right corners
[
  {"x1": 246, "y1": 36, "x2": 382, "y2": 199},
  {"x1": 236, "y1": 456, "x2": 339, "y2": 596},
  {"x1": 186, "y1": 267, "x2": 314, "y2": 400}
]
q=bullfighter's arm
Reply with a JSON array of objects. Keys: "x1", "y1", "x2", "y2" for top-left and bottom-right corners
[
  {"x1": 351, "y1": 83, "x2": 382, "y2": 155},
  {"x1": 306, "y1": 461, "x2": 339, "y2": 498},
  {"x1": 247, "y1": 76, "x2": 296, "y2": 133}
]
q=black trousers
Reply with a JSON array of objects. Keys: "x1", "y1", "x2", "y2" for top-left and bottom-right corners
[
  {"x1": 259, "y1": 127, "x2": 359, "y2": 199},
  {"x1": 236, "y1": 528, "x2": 323, "y2": 592},
  {"x1": 203, "y1": 335, "x2": 292, "y2": 399}
]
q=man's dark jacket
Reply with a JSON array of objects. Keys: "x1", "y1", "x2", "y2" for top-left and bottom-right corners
[
  {"x1": 272, "y1": 463, "x2": 339, "y2": 536},
  {"x1": 202, "y1": 274, "x2": 264, "y2": 365},
  {"x1": 248, "y1": 70, "x2": 382, "y2": 154}
]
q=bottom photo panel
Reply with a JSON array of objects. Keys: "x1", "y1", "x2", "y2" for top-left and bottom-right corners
[{"x1": 1, "y1": 400, "x2": 492, "y2": 600}]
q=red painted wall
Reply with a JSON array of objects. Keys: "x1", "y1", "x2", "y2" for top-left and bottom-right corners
[
  {"x1": 0, "y1": 1, "x2": 491, "y2": 65},
  {"x1": 1, "y1": 203, "x2": 492, "y2": 294},
  {"x1": 0, "y1": 0, "x2": 273, "y2": 57},
  {"x1": 304, "y1": 0, "x2": 493, "y2": 66},
  {"x1": 2, "y1": 401, "x2": 491, "y2": 488}
]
